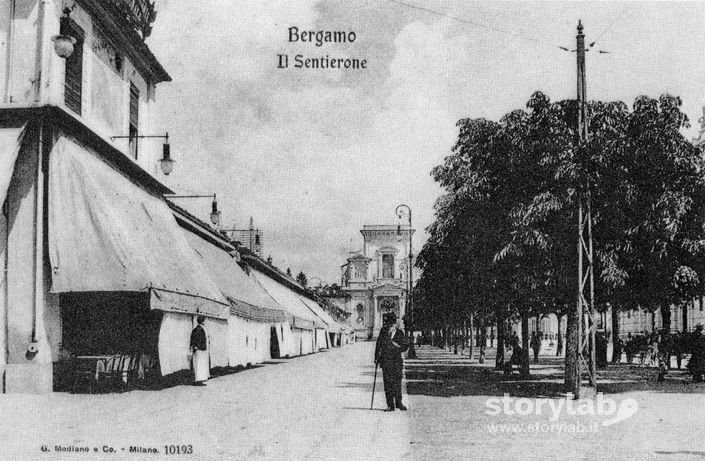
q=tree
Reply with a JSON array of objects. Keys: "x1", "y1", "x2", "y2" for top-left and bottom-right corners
[
  {"x1": 286, "y1": 267, "x2": 292, "y2": 277},
  {"x1": 296, "y1": 271, "x2": 308, "y2": 287},
  {"x1": 606, "y1": 95, "x2": 705, "y2": 332},
  {"x1": 416, "y1": 91, "x2": 705, "y2": 386}
]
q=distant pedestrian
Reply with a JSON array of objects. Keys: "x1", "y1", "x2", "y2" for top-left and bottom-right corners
[
  {"x1": 612, "y1": 337, "x2": 624, "y2": 364},
  {"x1": 374, "y1": 313, "x2": 409, "y2": 411},
  {"x1": 688, "y1": 323, "x2": 705, "y2": 383},
  {"x1": 508, "y1": 331, "x2": 522, "y2": 372},
  {"x1": 596, "y1": 331, "x2": 608, "y2": 369},
  {"x1": 674, "y1": 332, "x2": 685, "y2": 369},
  {"x1": 530, "y1": 332, "x2": 541, "y2": 363},
  {"x1": 190, "y1": 316, "x2": 209, "y2": 386}
]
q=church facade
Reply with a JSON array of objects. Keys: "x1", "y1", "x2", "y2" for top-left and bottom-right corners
[{"x1": 340, "y1": 225, "x2": 414, "y2": 339}]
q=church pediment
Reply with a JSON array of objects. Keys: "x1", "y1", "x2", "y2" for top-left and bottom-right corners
[
  {"x1": 348, "y1": 253, "x2": 372, "y2": 262},
  {"x1": 371, "y1": 281, "x2": 405, "y2": 293},
  {"x1": 375, "y1": 246, "x2": 399, "y2": 256}
]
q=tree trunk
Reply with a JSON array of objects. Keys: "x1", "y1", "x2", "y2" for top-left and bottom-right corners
[
  {"x1": 479, "y1": 320, "x2": 486, "y2": 364},
  {"x1": 556, "y1": 314, "x2": 564, "y2": 356},
  {"x1": 683, "y1": 302, "x2": 689, "y2": 333},
  {"x1": 495, "y1": 316, "x2": 505, "y2": 370},
  {"x1": 611, "y1": 306, "x2": 620, "y2": 363},
  {"x1": 661, "y1": 306, "x2": 671, "y2": 334},
  {"x1": 520, "y1": 310, "x2": 530, "y2": 378},
  {"x1": 454, "y1": 327, "x2": 459, "y2": 353},
  {"x1": 565, "y1": 306, "x2": 579, "y2": 394},
  {"x1": 468, "y1": 315, "x2": 473, "y2": 360}
]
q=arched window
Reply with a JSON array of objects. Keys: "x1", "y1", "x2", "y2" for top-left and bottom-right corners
[
  {"x1": 382, "y1": 254, "x2": 394, "y2": 278},
  {"x1": 353, "y1": 261, "x2": 367, "y2": 279}
]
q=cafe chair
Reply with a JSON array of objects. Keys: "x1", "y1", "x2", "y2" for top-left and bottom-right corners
[{"x1": 70, "y1": 357, "x2": 107, "y2": 394}]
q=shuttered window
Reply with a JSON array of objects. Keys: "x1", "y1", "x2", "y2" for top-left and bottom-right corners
[
  {"x1": 129, "y1": 82, "x2": 139, "y2": 159},
  {"x1": 382, "y1": 254, "x2": 394, "y2": 279},
  {"x1": 62, "y1": 21, "x2": 84, "y2": 115}
]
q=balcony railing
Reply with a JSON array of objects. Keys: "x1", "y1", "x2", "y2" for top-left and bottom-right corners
[{"x1": 105, "y1": 0, "x2": 157, "y2": 38}]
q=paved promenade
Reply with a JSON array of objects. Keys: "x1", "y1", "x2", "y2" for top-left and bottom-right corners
[
  {"x1": 406, "y1": 345, "x2": 705, "y2": 461},
  {"x1": 1, "y1": 342, "x2": 704, "y2": 460},
  {"x1": 0, "y1": 342, "x2": 409, "y2": 461}
]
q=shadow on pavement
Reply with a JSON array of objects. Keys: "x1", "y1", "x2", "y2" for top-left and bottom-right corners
[
  {"x1": 342, "y1": 407, "x2": 388, "y2": 412},
  {"x1": 654, "y1": 451, "x2": 705, "y2": 458},
  {"x1": 402, "y1": 346, "x2": 705, "y2": 399}
]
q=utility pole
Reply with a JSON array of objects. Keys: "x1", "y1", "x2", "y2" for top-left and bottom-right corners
[
  {"x1": 396, "y1": 204, "x2": 416, "y2": 359},
  {"x1": 569, "y1": 20, "x2": 597, "y2": 398}
]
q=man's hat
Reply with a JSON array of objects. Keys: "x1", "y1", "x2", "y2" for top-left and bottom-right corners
[{"x1": 383, "y1": 312, "x2": 397, "y2": 324}]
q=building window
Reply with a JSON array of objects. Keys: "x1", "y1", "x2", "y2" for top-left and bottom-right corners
[
  {"x1": 129, "y1": 82, "x2": 139, "y2": 159},
  {"x1": 353, "y1": 261, "x2": 367, "y2": 279},
  {"x1": 382, "y1": 254, "x2": 394, "y2": 279},
  {"x1": 63, "y1": 20, "x2": 84, "y2": 115}
]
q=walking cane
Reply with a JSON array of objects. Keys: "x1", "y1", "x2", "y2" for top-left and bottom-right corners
[{"x1": 371, "y1": 362, "x2": 379, "y2": 410}]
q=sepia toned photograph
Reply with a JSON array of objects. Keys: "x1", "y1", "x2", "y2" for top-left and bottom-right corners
[{"x1": 1, "y1": 0, "x2": 705, "y2": 459}]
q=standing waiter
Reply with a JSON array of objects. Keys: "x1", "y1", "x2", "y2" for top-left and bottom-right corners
[
  {"x1": 375, "y1": 312, "x2": 409, "y2": 411},
  {"x1": 190, "y1": 316, "x2": 209, "y2": 386}
]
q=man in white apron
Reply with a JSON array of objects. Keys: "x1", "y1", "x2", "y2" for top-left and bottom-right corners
[{"x1": 190, "y1": 316, "x2": 210, "y2": 385}]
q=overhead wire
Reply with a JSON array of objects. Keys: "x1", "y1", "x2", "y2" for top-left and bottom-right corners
[
  {"x1": 386, "y1": 0, "x2": 627, "y2": 56},
  {"x1": 588, "y1": 7, "x2": 628, "y2": 51},
  {"x1": 385, "y1": 0, "x2": 568, "y2": 51}
]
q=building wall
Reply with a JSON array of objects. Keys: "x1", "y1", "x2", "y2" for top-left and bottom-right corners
[
  {"x1": 362, "y1": 228, "x2": 412, "y2": 282},
  {"x1": 617, "y1": 300, "x2": 705, "y2": 337},
  {"x1": 3, "y1": 124, "x2": 53, "y2": 393},
  {"x1": 1, "y1": 0, "x2": 163, "y2": 177},
  {"x1": 0, "y1": 0, "x2": 169, "y2": 392},
  {"x1": 342, "y1": 226, "x2": 414, "y2": 338},
  {"x1": 1, "y1": 0, "x2": 42, "y2": 104}
]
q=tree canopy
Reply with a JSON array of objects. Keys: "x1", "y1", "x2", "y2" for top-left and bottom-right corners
[
  {"x1": 415, "y1": 91, "x2": 705, "y2": 376},
  {"x1": 296, "y1": 271, "x2": 308, "y2": 287}
]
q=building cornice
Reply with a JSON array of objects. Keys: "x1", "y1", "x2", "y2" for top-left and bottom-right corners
[
  {"x1": 360, "y1": 225, "x2": 415, "y2": 239},
  {"x1": 77, "y1": 0, "x2": 171, "y2": 84},
  {"x1": 3, "y1": 105, "x2": 173, "y2": 196}
]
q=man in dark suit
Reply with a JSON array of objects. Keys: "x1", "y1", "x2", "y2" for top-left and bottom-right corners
[{"x1": 375, "y1": 312, "x2": 409, "y2": 411}]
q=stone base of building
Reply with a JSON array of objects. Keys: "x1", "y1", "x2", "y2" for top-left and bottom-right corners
[{"x1": 5, "y1": 363, "x2": 53, "y2": 394}]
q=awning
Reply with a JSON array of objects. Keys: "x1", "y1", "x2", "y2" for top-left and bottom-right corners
[
  {"x1": 0, "y1": 123, "x2": 27, "y2": 207},
  {"x1": 182, "y1": 230, "x2": 287, "y2": 323},
  {"x1": 299, "y1": 296, "x2": 333, "y2": 329},
  {"x1": 251, "y1": 271, "x2": 321, "y2": 330},
  {"x1": 299, "y1": 296, "x2": 350, "y2": 333},
  {"x1": 48, "y1": 135, "x2": 228, "y2": 319}
]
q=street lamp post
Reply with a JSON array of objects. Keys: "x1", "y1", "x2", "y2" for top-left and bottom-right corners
[
  {"x1": 396, "y1": 204, "x2": 416, "y2": 359},
  {"x1": 164, "y1": 193, "x2": 221, "y2": 226}
]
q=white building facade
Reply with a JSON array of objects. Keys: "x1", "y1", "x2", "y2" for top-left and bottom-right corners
[{"x1": 341, "y1": 225, "x2": 415, "y2": 339}]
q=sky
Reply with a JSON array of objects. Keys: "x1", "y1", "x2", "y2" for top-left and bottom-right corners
[{"x1": 146, "y1": 1, "x2": 705, "y2": 284}]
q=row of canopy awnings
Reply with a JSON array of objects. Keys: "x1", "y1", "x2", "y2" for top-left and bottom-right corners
[
  {"x1": 47, "y1": 135, "x2": 230, "y2": 317},
  {"x1": 299, "y1": 296, "x2": 351, "y2": 334},
  {"x1": 42, "y1": 131, "x2": 346, "y2": 337},
  {"x1": 181, "y1": 230, "x2": 287, "y2": 324}
]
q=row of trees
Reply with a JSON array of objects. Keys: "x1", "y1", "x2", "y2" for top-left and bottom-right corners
[{"x1": 414, "y1": 91, "x2": 705, "y2": 379}]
